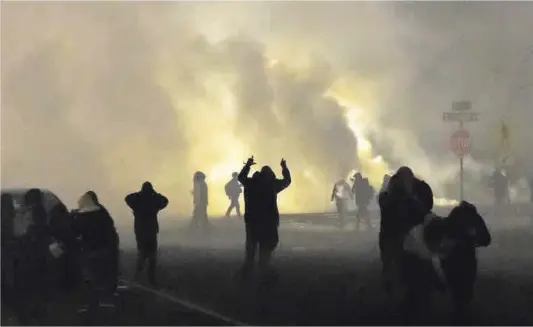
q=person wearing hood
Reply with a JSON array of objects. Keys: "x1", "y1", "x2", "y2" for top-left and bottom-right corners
[
  {"x1": 352, "y1": 173, "x2": 375, "y2": 231},
  {"x1": 18, "y1": 189, "x2": 50, "y2": 323},
  {"x1": 86, "y1": 191, "x2": 120, "y2": 293},
  {"x1": 378, "y1": 167, "x2": 429, "y2": 321},
  {"x1": 237, "y1": 156, "x2": 291, "y2": 281},
  {"x1": 125, "y1": 182, "x2": 168, "y2": 286},
  {"x1": 72, "y1": 191, "x2": 118, "y2": 314},
  {"x1": 191, "y1": 171, "x2": 209, "y2": 231}
]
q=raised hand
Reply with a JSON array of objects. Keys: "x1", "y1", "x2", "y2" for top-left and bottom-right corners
[
  {"x1": 245, "y1": 156, "x2": 256, "y2": 166},
  {"x1": 280, "y1": 158, "x2": 287, "y2": 167}
]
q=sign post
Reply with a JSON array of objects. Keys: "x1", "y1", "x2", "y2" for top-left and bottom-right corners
[{"x1": 443, "y1": 101, "x2": 479, "y2": 201}]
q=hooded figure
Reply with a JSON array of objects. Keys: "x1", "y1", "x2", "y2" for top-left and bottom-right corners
[
  {"x1": 191, "y1": 171, "x2": 209, "y2": 231},
  {"x1": 72, "y1": 191, "x2": 118, "y2": 313},
  {"x1": 85, "y1": 191, "x2": 120, "y2": 293},
  {"x1": 439, "y1": 201, "x2": 491, "y2": 323},
  {"x1": 237, "y1": 157, "x2": 291, "y2": 280},
  {"x1": 7, "y1": 189, "x2": 51, "y2": 324},
  {"x1": 225, "y1": 172, "x2": 242, "y2": 218},
  {"x1": 352, "y1": 173, "x2": 375, "y2": 231},
  {"x1": 125, "y1": 182, "x2": 168, "y2": 286},
  {"x1": 378, "y1": 167, "x2": 432, "y2": 322}
]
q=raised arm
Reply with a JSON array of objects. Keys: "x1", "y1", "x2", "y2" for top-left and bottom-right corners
[
  {"x1": 331, "y1": 184, "x2": 337, "y2": 202},
  {"x1": 274, "y1": 159, "x2": 291, "y2": 193},
  {"x1": 125, "y1": 193, "x2": 138, "y2": 210},
  {"x1": 238, "y1": 156, "x2": 256, "y2": 187},
  {"x1": 157, "y1": 194, "x2": 169, "y2": 210}
]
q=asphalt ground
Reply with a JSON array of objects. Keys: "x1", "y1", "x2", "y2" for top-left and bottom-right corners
[
  {"x1": 3, "y1": 215, "x2": 533, "y2": 326},
  {"x1": 118, "y1": 217, "x2": 533, "y2": 325}
]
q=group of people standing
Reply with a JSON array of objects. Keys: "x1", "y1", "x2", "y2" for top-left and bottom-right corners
[{"x1": 1, "y1": 188, "x2": 121, "y2": 323}]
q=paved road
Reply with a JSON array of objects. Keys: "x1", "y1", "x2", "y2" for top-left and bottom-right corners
[
  {"x1": 118, "y1": 219, "x2": 533, "y2": 325},
  {"x1": 4, "y1": 218, "x2": 533, "y2": 325},
  {"x1": 1, "y1": 280, "x2": 231, "y2": 326}
]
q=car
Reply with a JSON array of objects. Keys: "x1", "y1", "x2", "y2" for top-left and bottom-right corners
[{"x1": 1, "y1": 188, "x2": 82, "y2": 291}]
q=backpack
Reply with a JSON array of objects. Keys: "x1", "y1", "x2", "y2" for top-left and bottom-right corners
[
  {"x1": 225, "y1": 181, "x2": 232, "y2": 197},
  {"x1": 12, "y1": 206, "x2": 35, "y2": 238}
]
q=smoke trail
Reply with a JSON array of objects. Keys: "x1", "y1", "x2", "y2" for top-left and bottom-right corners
[{"x1": 2, "y1": 2, "x2": 533, "y2": 219}]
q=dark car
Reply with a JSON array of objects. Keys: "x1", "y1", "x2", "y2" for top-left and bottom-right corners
[{"x1": 1, "y1": 188, "x2": 81, "y2": 291}]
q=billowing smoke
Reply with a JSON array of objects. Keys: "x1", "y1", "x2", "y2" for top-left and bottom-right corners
[{"x1": 2, "y1": 2, "x2": 533, "y2": 220}]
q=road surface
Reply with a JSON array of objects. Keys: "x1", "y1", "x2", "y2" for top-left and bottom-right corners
[
  {"x1": 3, "y1": 215, "x2": 532, "y2": 325},
  {"x1": 118, "y1": 218, "x2": 533, "y2": 325}
]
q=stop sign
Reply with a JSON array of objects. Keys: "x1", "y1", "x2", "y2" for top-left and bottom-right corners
[{"x1": 450, "y1": 129, "x2": 470, "y2": 157}]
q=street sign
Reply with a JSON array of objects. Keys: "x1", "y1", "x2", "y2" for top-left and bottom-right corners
[
  {"x1": 452, "y1": 101, "x2": 472, "y2": 111},
  {"x1": 450, "y1": 129, "x2": 470, "y2": 157},
  {"x1": 443, "y1": 112, "x2": 480, "y2": 122}
]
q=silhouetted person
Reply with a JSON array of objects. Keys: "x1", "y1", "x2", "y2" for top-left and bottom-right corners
[
  {"x1": 491, "y1": 168, "x2": 510, "y2": 205},
  {"x1": 191, "y1": 171, "x2": 209, "y2": 231},
  {"x1": 86, "y1": 191, "x2": 120, "y2": 293},
  {"x1": 331, "y1": 179, "x2": 352, "y2": 229},
  {"x1": 379, "y1": 167, "x2": 431, "y2": 322},
  {"x1": 125, "y1": 182, "x2": 168, "y2": 286},
  {"x1": 413, "y1": 177, "x2": 434, "y2": 216},
  {"x1": 225, "y1": 172, "x2": 242, "y2": 218},
  {"x1": 237, "y1": 156, "x2": 291, "y2": 281},
  {"x1": 440, "y1": 201, "x2": 491, "y2": 323},
  {"x1": 72, "y1": 191, "x2": 118, "y2": 316},
  {"x1": 1, "y1": 194, "x2": 16, "y2": 310},
  {"x1": 12, "y1": 189, "x2": 50, "y2": 323},
  {"x1": 352, "y1": 173, "x2": 375, "y2": 231},
  {"x1": 380, "y1": 174, "x2": 391, "y2": 193}
]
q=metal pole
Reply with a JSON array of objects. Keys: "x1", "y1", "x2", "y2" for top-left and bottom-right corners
[
  {"x1": 459, "y1": 121, "x2": 464, "y2": 201},
  {"x1": 460, "y1": 157, "x2": 464, "y2": 202}
]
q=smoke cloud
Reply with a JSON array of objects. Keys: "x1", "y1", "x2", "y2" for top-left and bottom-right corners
[{"x1": 2, "y1": 2, "x2": 533, "y2": 219}]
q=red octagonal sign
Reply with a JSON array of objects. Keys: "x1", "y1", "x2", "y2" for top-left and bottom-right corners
[{"x1": 450, "y1": 129, "x2": 470, "y2": 157}]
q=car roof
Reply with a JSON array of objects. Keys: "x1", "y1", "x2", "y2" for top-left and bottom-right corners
[
  {"x1": 1, "y1": 188, "x2": 55, "y2": 196},
  {"x1": 1, "y1": 188, "x2": 66, "y2": 213}
]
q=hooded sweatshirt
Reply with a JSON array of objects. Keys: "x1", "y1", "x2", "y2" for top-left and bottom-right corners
[{"x1": 73, "y1": 195, "x2": 118, "y2": 253}]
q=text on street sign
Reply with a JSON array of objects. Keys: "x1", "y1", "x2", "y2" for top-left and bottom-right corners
[
  {"x1": 443, "y1": 112, "x2": 480, "y2": 122},
  {"x1": 452, "y1": 101, "x2": 472, "y2": 111}
]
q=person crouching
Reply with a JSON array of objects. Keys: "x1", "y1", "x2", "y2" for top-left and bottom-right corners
[{"x1": 72, "y1": 191, "x2": 119, "y2": 316}]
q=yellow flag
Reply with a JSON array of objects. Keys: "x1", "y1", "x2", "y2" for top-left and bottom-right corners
[{"x1": 499, "y1": 120, "x2": 511, "y2": 164}]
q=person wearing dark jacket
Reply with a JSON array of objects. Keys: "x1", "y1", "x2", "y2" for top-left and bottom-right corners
[
  {"x1": 7, "y1": 189, "x2": 51, "y2": 324},
  {"x1": 413, "y1": 178, "x2": 434, "y2": 216},
  {"x1": 378, "y1": 173, "x2": 426, "y2": 297},
  {"x1": 237, "y1": 156, "x2": 291, "y2": 280},
  {"x1": 352, "y1": 173, "x2": 375, "y2": 231},
  {"x1": 379, "y1": 167, "x2": 436, "y2": 323},
  {"x1": 125, "y1": 182, "x2": 168, "y2": 286},
  {"x1": 1, "y1": 194, "x2": 16, "y2": 310},
  {"x1": 440, "y1": 201, "x2": 491, "y2": 323},
  {"x1": 72, "y1": 191, "x2": 118, "y2": 314},
  {"x1": 86, "y1": 191, "x2": 120, "y2": 293}
]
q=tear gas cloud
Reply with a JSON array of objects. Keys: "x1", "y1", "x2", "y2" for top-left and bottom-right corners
[{"x1": 2, "y1": 2, "x2": 533, "y2": 219}]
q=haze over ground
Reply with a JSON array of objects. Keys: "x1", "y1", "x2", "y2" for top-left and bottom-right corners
[{"x1": 2, "y1": 2, "x2": 533, "y2": 221}]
